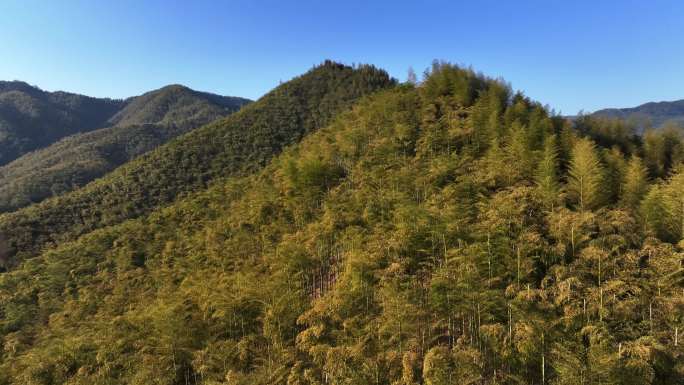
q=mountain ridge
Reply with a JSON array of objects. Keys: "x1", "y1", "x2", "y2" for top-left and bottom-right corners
[
  {"x1": 592, "y1": 98, "x2": 684, "y2": 129},
  {"x1": 0, "y1": 84, "x2": 250, "y2": 213},
  {"x1": 107, "y1": 84, "x2": 250, "y2": 127},
  {"x1": 0, "y1": 80, "x2": 250, "y2": 168},
  {"x1": 0, "y1": 61, "x2": 395, "y2": 268},
  {"x1": 0, "y1": 81, "x2": 125, "y2": 165}
]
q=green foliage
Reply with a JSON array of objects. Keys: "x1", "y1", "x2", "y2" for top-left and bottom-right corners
[
  {"x1": 0, "y1": 61, "x2": 395, "y2": 268},
  {"x1": 0, "y1": 62, "x2": 682, "y2": 384},
  {"x1": 567, "y1": 138, "x2": 605, "y2": 210},
  {"x1": 621, "y1": 155, "x2": 649, "y2": 209},
  {"x1": 0, "y1": 86, "x2": 250, "y2": 213},
  {"x1": 643, "y1": 167, "x2": 684, "y2": 243},
  {"x1": 535, "y1": 134, "x2": 561, "y2": 209},
  {"x1": 0, "y1": 81, "x2": 124, "y2": 166},
  {"x1": 642, "y1": 126, "x2": 684, "y2": 178},
  {"x1": 107, "y1": 84, "x2": 250, "y2": 127}
]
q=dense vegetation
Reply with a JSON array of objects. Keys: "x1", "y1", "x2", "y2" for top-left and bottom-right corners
[
  {"x1": 0, "y1": 81, "x2": 124, "y2": 166},
  {"x1": 0, "y1": 85, "x2": 250, "y2": 213},
  {"x1": 0, "y1": 62, "x2": 395, "y2": 268},
  {"x1": 0, "y1": 63, "x2": 682, "y2": 384},
  {"x1": 106, "y1": 85, "x2": 250, "y2": 128}
]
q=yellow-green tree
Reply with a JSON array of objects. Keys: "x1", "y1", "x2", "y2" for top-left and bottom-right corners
[
  {"x1": 620, "y1": 155, "x2": 649, "y2": 209},
  {"x1": 567, "y1": 138, "x2": 605, "y2": 211}
]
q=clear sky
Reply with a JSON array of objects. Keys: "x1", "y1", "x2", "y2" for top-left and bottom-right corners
[{"x1": 1, "y1": 0, "x2": 683, "y2": 114}]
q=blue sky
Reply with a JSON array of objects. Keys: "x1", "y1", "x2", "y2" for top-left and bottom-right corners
[{"x1": 1, "y1": 0, "x2": 683, "y2": 114}]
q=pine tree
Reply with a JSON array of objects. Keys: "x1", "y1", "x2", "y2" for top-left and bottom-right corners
[
  {"x1": 620, "y1": 155, "x2": 649, "y2": 209},
  {"x1": 567, "y1": 138, "x2": 605, "y2": 211}
]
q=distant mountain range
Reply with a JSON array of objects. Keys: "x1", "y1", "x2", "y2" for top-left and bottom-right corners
[
  {"x1": 0, "y1": 82, "x2": 250, "y2": 212},
  {"x1": 592, "y1": 98, "x2": 684, "y2": 129}
]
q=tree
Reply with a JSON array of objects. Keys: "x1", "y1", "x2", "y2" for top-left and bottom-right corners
[
  {"x1": 641, "y1": 185, "x2": 671, "y2": 241},
  {"x1": 507, "y1": 122, "x2": 535, "y2": 182},
  {"x1": 642, "y1": 167, "x2": 684, "y2": 243},
  {"x1": 602, "y1": 147, "x2": 627, "y2": 204},
  {"x1": 535, "y1": 135, "x2": 561, "y2": 210},
  {"x1": 567, "y1": 138, "x2": 605, "y2": 211},
  {"x1": 662, "y1": 167, "x2": 684, "y2": 242},
  {"x1": 620, "y1": 155, "x2": 649, "y2": 209}
]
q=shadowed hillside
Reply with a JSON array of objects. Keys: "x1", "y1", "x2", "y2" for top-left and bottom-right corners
[
  {"x1": 0, "y1": 85, "x2": 250, "y2": 213},
  {"x1": 0, "y1": 81, "x2": 124, "y2": 165}
]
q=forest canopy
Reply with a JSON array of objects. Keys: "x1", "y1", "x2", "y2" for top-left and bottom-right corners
[{"x1": 0, "y1": 62, "x2": 682, "y2": 384}]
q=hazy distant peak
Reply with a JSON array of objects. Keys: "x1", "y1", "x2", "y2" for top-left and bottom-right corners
[
  {"x1": 107, "y1": 85, "x2": 251, "y2": 127},
  {"x1": 592, "y1": 98, "x2": 684, "y2": 129}
]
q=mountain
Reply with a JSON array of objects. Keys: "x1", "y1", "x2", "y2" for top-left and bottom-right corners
[
  {"x1": 0, "y1": 61, "x2": 395, "y2": 267},
  {"x1": 592, "y1": 99, "x2": 684, "y2": 129},
  {"x1": 107, "y1": 84, "x2": 250, "y2": 127},
  {"x1": 0, "y1": 81, "x2": 124, "y2": 166},
  {"x1": 0, "y1": 85, "x2": 250, "y2": 213},
  {"x1": 0, "y1": 63, "x2": 682, "y2": 384}
]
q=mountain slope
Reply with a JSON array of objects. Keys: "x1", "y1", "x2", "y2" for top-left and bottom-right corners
[
  {"x1": 0, "y1": 81, "x2": 124, "y2": 166},
  {"x1": 0, "y1": 63, "x2": 682, "y2": 384},
  {"x1": 0, "y1": 61, "x2": 395, "y2": 267},
  {"x1": 107, "y1": 84, "x2": 250, "y2": 127},
  {"x1": 0, "y1": 86, "x2": 250, "y2": 213},
  {"x1": 593, "y1": 99, "x2": 684, "y2": 129}
]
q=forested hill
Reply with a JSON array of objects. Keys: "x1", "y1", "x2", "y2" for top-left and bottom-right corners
[
  {"x1": 0, "y1": 63, "x2": 682, "y2": 384},
  {"x1": 0, "y1": 81, "x2": 124, "y2": 165},
  {"x1": 107, "y1": 84, "x2": 251, "y2": 127},
  {"x1": 0, "y1": 85, "x2": 250, "y2": 214},
  {"x1": 592, "y1": 99, "x2": 684, "y2": 130},
  {"x1": 0, "y1": 61, "x2": 395, "y2": 268}
]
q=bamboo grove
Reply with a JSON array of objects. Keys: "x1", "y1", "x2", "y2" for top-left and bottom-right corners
[{"x1": 0, "y1": 62, "x2": 683, "y2": 384}]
